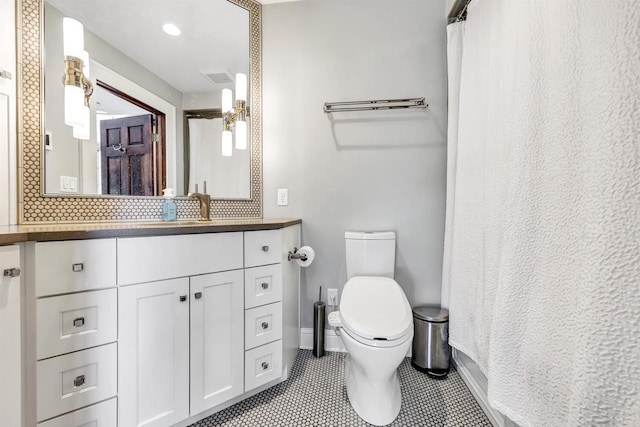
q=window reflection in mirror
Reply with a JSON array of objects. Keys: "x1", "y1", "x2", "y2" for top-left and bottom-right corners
[{"x1": 43, "y1": 0, "x2": 251, "y2": 199}]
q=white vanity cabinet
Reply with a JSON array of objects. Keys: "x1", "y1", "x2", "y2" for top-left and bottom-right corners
[
  {"x1": 118, "y1": 272, "x2": 245, "y2": 427},
  {"x1": 117, "y1": 233, "x2": 245, "y2": 426},
  {"x1": 25, "y1": 239, "x2": 119, "y2": 427},
  {"x1": 243, "y1": 230, "x2": 285, "y2": 391},
  {"x1": 25, "y1": 223, "x2": 301, "y2": 427}
]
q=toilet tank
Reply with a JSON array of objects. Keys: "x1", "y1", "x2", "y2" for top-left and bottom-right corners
[{"x1": 345, "y1": 231, "x2": 396, "y2": 280}]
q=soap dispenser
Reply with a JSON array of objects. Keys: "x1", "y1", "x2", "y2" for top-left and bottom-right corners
[{"x1": 162, "y1": 188, "x2": 177, "y2": 221}]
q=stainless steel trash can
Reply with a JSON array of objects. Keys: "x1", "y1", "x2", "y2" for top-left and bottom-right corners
[{"x1": 411, "y1": 305, "x2": 450, "y2": 378}]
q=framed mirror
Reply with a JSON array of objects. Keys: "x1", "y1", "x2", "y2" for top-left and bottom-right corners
[{"x1": 17, "y1": 0, "x2": 262, "y2": 223}]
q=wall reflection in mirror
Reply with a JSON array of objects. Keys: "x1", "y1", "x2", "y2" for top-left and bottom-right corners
[{"x1": 43, "y1": 0, "x2": 251, "y2": 198}]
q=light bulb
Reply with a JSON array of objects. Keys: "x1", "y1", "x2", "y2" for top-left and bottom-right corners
[
  {"x1": 222, "y1": 89, "x2": 232, "y2": 113},
  {"x1": 222, "y1": 130, "x2": 232, "y2": 156},
  {"x1": 64, "y1": 85, "x2": 85, "y2": 126},
  {"x1": 73, "y1": 105, "x2": 91, "y2": 140},
  {"x1": 235, "y1": 73, "x2": 247, "y2": 102},
  {"x1": 63, "y1": 18, "x2": 84, "y2": 58},
  {"x1": 235, "y1": 120, "x2": 247, "y2": 150}
]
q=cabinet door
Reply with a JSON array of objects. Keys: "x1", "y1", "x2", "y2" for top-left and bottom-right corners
[
  {"x1": 119, "y1": 278, "x2": 189, "y2": 427},
  {"x1": 190, "y1": 270, "x2": 244, "y2": 415}
]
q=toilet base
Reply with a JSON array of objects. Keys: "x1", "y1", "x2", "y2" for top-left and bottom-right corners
[
  {"x1": 344, "y1": 354, "x2": 402, "y2": 426},
  {"x1": 339, "y1": 328, "x2": 412, "y2": 426}
]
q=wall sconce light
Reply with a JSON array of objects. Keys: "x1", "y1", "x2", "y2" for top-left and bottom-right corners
[
  {"x1": 63, "y1": 17, "x2": 93, "y2": 139},
  {"x1": 221, "y1": 73, "x2": 247, "y2": 156}
]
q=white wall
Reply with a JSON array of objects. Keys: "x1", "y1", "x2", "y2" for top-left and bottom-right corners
[
  {"x1": 0, "y1": 0, "x2": 17, "y2": 225},
  {"x1": 183, "y1": 92, "x2": 222, "y2": 111},
  {"x1": 263, "y1": 0, "x2": 448, "y2": 328}
]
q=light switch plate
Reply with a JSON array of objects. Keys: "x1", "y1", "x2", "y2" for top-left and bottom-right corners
[
  {"x1": 45, "y1": 131, "x2": 53, "y2": 150},
  {"x1": 60, "y1": 176, "x2": 78, "y2": 193},
  {"x1": 277, "y1": 188, "x2": 288, "y2": 206}
]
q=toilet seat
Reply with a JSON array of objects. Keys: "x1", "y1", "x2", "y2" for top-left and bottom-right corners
[
  {"x1": 339, "y1": 276, "x2": 413, "y2": 348},
  {"x1": 340, "y1": 323, "x2": 413, "y2": 348}
]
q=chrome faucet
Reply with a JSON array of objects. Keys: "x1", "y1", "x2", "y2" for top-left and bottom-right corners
[{"x1": 188, "y1": 182, "x2": 211, "y2": 221}]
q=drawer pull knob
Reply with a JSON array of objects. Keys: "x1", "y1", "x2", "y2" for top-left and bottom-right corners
[
  {"x1": 3, "y1": 268, "x2": 20, "y2": 278},
  {"x1": 72, "y1": 263, "x2": 84, "y2": 272},
  {"x1": 179, "y1": 295, "x2": 187, "y2": 302},
  {"x1": 261, "y1": 362, "x2": 269, "y2": 370},
  {"x1": 261, "y1": 282, "x2": 269, "y2": 290},
  {"x1": 261, "y1": 322, "x2": 269, "y2": 330},
  {"x1": 261, "y1": 245, "x2": 269, "y2": 252},
  {"x1": 73, "y1": 317, "x2": 85, "y2": 327},
  {"x1": 74, "y1": 375, "x2": 85, "y2": 387},
  {"x1": 194, "y1": 292, "x2": 202, "y2": 299}
]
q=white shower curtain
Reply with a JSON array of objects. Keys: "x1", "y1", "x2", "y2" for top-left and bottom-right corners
[
  {"x1": 440, "y1": 21, "x2": 464, "y2": 311},
  {"x1": 444, "y1": 1, "x2": 640, "y2": 426}
]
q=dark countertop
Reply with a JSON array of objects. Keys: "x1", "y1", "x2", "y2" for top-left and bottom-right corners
[{"x1": 0, "y1": 218, "x2": 302, "y2": 245}]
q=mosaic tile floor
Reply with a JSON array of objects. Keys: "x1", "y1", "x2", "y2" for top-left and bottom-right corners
[{"x1": 191, "y1": 350, "x2": 491, "y2": 426}]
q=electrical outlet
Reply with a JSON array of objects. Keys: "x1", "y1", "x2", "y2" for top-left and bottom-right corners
[
  {"x1": 328, "y1": 288, "x2": 339, "y2": 306},
  {"x1": 277, "y1": 188, "x2": 288, "y2": 206}
]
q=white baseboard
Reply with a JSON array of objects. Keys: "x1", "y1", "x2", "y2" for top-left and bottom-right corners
[
  {"x1": 299, "y1": 328, "x2": 346, "y2": 352},
  {"x1": 452, "y1": 349, "x2": 515, "y2": 427}
]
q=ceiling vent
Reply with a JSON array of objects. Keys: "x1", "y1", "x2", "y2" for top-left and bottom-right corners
[{"x1": 202, "y1": 69, "x2": 234, "y2": 87}]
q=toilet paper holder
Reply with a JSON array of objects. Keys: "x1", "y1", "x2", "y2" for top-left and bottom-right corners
[{"x1": 287, "y1": 247, "x2": 308, "y2": 262}]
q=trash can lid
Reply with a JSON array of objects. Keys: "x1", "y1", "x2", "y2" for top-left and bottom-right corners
[{"x1": 412, "y1": 305, "x2": 449, "y2": 322}]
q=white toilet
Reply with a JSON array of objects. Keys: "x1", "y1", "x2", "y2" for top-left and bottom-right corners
[{"x1": 328, "y1": 231, "x2": 413, "y2": 426}]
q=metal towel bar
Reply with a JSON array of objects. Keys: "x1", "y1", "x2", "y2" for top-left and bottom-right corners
[{"x1": 323, "y1": 97, "x2": 428, "y2": 113}]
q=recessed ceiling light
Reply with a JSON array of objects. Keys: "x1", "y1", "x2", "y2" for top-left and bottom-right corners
[{"x1": 162, "y1": 23, "x2": 181, "y2": 37}]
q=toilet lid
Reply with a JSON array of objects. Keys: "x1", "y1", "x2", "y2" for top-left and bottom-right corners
[{"x1": 339, "y1": 276, "x2": 413, "y2": 341}]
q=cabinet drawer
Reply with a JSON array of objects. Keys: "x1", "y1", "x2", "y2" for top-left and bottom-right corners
[
  {"x1": 38, "y1": 397, "x2": 117, "y2": 427},
  {"x1": 244, "y1": 264, "x2": 282, "y2": 309},
  {"x1": 245, "y1": 340, "x2": 283, "y2": 392},
  {"x1": 37, "y1": 289, "x2": 117, "y2": 360},
  {"x1": 34, "y1": 239, "x2": 116, "y2": 297},
  {"x1": 244, "y1": 230, "x2": 282, "y2": 267},
  {"x1": 245, "y1": 302, "x2": 282, "y2": 350},
  {"x1": 36, "y1": 343, "x2": 117, "y2": 422},
  {"x1": 118, "y1": 233, "x2": 243, "y2": 285}
]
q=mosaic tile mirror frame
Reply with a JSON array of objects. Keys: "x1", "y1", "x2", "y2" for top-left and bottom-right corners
[{"x1": 17, "y1": 0, "x2": 262, "y2": 223}]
